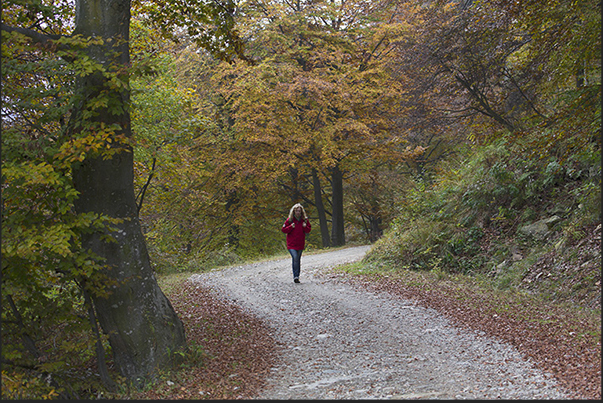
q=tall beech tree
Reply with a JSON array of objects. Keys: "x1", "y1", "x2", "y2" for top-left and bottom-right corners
[
  {"x1": 70, "y1": 0, "x2": 190, "y2": 383},
  {"x1": 1, "y1": 0, "x2": 247, "y2": 389}
]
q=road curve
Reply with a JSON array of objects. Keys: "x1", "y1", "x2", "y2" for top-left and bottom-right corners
[{"x1": 189, "y1": 245, "x2": 568, "y2": 399}]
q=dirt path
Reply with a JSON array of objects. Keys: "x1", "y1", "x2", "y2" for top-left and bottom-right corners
[{"x1": 189, "y1": 245, "x2": 568, "y2": 399}]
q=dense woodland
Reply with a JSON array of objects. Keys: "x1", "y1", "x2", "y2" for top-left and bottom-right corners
[{"x1": 1, "y1": 0, "x2": 600, "y2": 399}]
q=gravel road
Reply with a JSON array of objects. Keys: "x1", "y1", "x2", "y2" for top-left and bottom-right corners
[{"x1": 189, "y1": 245, "x2": 569, "y2": 399}]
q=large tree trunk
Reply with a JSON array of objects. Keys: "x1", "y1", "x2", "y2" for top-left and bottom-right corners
[
  {"x1": 71, "y1": 0, "x2": 186, "y2": 384},
  {"x1": 312, "y1": 168, "x2": 330, "y2": 248},
  {"x1": 330, "y1": 165, "x2": 345, "y2": 247}
]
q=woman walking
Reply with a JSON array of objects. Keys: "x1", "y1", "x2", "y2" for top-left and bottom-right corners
[{"x1": 281, "y1": 203, "x2": 311, "y2": 283}]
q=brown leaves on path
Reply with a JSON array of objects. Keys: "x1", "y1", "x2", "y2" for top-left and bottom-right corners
[{"x1": 127, "y1": 279, "x2": 279, "y2": 400}]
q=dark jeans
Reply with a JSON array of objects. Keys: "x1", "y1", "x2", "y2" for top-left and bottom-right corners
[{"x1": 288, "y1": 249, "x2": 303, "y2": 279}]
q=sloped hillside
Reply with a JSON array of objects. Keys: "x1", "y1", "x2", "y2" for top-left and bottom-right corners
[{"x1": 363, "y1": 137, "x2": 600, "y2": 311}]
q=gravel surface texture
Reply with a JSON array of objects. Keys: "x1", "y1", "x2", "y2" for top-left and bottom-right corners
[{"x1": 189, "y1": 245, "x2": 575, "y2": 399}]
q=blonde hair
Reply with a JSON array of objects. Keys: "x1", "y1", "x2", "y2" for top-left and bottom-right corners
[{"x1": 287, "y1": 203, "x2": 308, "y2": 221}]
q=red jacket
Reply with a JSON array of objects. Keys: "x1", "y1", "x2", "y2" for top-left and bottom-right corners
[{"x1": 281, "y1": 217, "x2": 311, "y2": 250}]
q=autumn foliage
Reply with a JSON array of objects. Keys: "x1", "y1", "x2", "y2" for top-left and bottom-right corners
[{"x1": 1, "y1": 0, "x2": 600, "y2": 399}]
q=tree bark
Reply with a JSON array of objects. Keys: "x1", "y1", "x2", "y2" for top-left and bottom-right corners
[
  {"x1": 368, "y1": 210, "x2": 383, "y2": 242},
  {"x1": 330, "y1": 165, "x2": 345, "y2": 246},
  {"x1": 70, "y1": 0, "x2": 186, "y2": 384},
  {"x1": 312, "y1": 168, "x2": 330, "y2": 248}
]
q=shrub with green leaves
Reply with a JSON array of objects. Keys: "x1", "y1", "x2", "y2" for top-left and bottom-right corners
[{"x1": 366, "y1": 133, "x2": 600, "y2": 276}]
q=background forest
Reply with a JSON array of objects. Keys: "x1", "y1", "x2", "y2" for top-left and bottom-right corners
[{"x1": 1, "y1": 0, "x2": 600, "y2": 399}]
